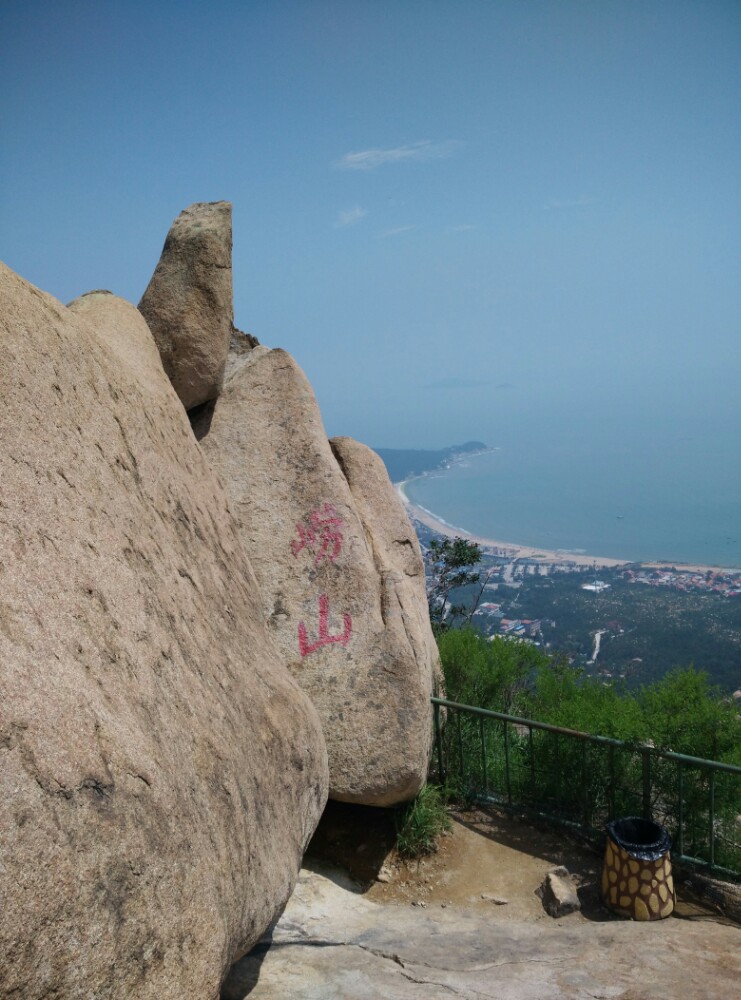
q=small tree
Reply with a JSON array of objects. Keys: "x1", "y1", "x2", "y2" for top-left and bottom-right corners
[{"x1": 426, "y1": 536, "x2": 483, "y2": 628}]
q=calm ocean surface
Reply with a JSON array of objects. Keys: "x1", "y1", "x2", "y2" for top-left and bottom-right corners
[{"x1": 404, "y1": 428, "x2": 741, "y2": 568}]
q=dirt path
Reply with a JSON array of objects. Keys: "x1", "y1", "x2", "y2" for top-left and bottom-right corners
[
  {"x1": 365, "y1": 810, "x2": 602, "y2": 921},
  {"x1": 306, "y1": 800, "x2": 729, "y2": 925}
]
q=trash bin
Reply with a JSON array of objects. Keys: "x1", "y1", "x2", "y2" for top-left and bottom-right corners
[{"x1": 601, "y1": 817, "x2": 675, "y2": 920}]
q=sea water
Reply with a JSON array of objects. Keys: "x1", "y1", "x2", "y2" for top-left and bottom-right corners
[{"x1": 404, "y1": 421, "x2": 741, "y2": 568}]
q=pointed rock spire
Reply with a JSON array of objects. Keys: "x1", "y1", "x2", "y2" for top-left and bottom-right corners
[{"x1": 139, "y1": 201, "x2": 233, "y2": 410}]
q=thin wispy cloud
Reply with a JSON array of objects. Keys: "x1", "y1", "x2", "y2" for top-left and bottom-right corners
[
  {"x1": 379, "y1": 225, "x2": 415, "y2": 238},
  {"x1": 335, "y1": 140, "x2": 460, "y2": 171},
  {"x1": 425, "y1": 376, "x2": 489, "y2": 390},
  {"x1": 449, "y1": 223, "x2": 479, "y2": 232},
  {"x1": 334, "y1": 205, "x2": 367, "y2": 228},
  {"x1": 544, "y1": 195, "x2": 597, "y2": 210}
]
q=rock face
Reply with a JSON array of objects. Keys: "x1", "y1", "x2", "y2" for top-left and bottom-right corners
[
  {"x1": 0, "y1": 266, "x2": 328, "y2": 1000},
  {"x1": 222, "y1": 867, "x2": 741, "y2": 1000},
  {"x1": 329, "y1": 434, "x2": 442, "y2": 696},
  {"x1": 195, "y1": 346, "x2": 438, "y2": 805},
  {"x1": 138, "y1": 201, "x2": 233, "y2": 410}
]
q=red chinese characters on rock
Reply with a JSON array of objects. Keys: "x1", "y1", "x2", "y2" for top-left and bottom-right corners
[
  {"x1": 291, "y1": 503, "x2": 344, "y2": 565},
  {"x1": 298, "y1": 594, "x2": 352, "y2": 658},
  {"x1": 292, "y1": 503, "x2": 353, "y2": 658}
]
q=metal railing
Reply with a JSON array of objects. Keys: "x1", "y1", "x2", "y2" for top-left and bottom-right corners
[{"x1": 431, "y1": 696, "x2": 741, "y2": 880}]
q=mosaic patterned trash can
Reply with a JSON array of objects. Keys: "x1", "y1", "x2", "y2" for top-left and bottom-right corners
[{"x1": 601, "y1": 817, "x2": 675, "y2": 920}]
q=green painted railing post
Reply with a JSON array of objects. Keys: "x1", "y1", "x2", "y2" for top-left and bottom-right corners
[
  {"x1": 457, "y1": 711, "x2": 464, "y2": 783},
  {"x1": 479, "y1": 716, "x2": 488, "y2": 795},
  {"x1": 504, "y1": 720, "x2": 512, "y2": 805},
  {"x1": 434, "y1": 701, "x2": 444, "y2": 785},
  {"x1": 709, "y1": 770, "x2": 716, "y2": 869},
  {"x1": 608, "y1": 745, "x2": 616, "y2": 818},
  {"x1": 529, "y1": 727, "x2": 536, "y2": 804},
  {"x1": 677, "y1": 762, "x2": 684, "y2": 859},
  {"x1": 642, "y1": 748, "x2": 652, "y2": 818},
  {"x1": 581, "y1": 742, "x2": 590, "y2": 827}
]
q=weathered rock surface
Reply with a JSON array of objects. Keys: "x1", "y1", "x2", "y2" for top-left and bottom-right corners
[
  {"x1": 0, "y1": 266, "x2": 328, "y2": 1000},
  {"x1": 195, "y1": 348, "x2": 437, "y2": 805},
  {"x1": 222, "y1": 866, "x2": 741, "y2": 1000},
  {"x1": 329, "y1": 434, "x2": 441, "y2": 691},
  {"x1": 138, "y1": 200, "x2": 233, "y2": 410},
  {"x1": 538, "y1": 868, "x2": 581, "y2": 917}
]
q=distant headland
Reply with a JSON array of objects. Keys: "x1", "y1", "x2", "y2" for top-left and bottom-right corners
[{"x1": 373, "y1": 440, "x2": 489, "y2": 483}]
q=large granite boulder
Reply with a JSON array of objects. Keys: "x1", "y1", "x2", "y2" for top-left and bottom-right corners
[
  {"x1": 138, "y1": 201, "x2": 233, "y2": 410},
  {"x1": 329, "y1": 434, "x2": 442, "y2": 696},
  {"x1": 195, "y1": 346, "x2": 437, "y2": 806},
  {"x1": 0, "y1": 266, "x2": 328, "y2": 1000}
]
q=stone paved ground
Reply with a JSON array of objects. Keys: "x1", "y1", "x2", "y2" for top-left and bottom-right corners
[{"x1": 222, "y1": 806, "x2": 741, "y2": 1000}]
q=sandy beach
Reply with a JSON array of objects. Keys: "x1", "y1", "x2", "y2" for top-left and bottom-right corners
[{"x1": 395, "y1": 480, "x2": 741, "y2": 576}]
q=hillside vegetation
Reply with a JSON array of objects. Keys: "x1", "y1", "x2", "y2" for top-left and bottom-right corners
[{"x1": 437, "y1": 628, "x2": 741, "y2": 764}]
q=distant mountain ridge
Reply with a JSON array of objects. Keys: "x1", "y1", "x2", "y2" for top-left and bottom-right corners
[{"x1": 373, "y1": 441, "x2": 488, "y2": 483}]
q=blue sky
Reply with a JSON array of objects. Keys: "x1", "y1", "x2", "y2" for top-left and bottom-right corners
[{"x1": 1, "y1": 0, "x2": 739, "y2": 450}]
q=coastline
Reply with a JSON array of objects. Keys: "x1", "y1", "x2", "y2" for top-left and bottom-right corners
[{"x1": 395, "y1": 479, "x2": 741, "y2": 576}]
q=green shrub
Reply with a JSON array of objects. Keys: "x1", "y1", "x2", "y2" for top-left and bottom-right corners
[
  {"x1": 437, "y1": 627, "x2": 547, "y2": 712},
  {"x1": 639, "y1": 666, "x2": 741, "y2": 762},
  {"x1": 525, "y1": 657, "x2": 645, "y2": 741},
  {"x1": 394, "y1": 784, "x2": 451, "y2": 858}
]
